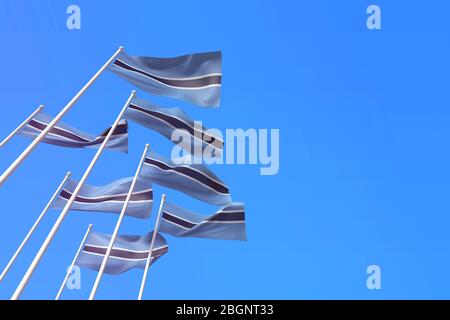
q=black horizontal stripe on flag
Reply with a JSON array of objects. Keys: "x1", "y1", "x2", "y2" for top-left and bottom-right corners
[
  {"x1": 129, "y1": 104, "x2": 223, "y2": 149},
  {"x1": 83, "y1": 245, "x2": 168, "y2": 260},
  {"x1": 98, "y1": 122, "x2": 128, "y2": 138},
  {"x1": 162, "y1": 210, "x2": 244, "y2": 229},
  {"x1": 208, "y1": 211, "x2": 245, "y2": 222},
  {"x1": 144, "y1": 158, "x2": 229, "y2": 194},
  {"x1": 59, "y1": 189, "x2": 153, "y2": 203},
  {"x1": 162, "y1": 211, "x2": 196, "y2": 229},
  {"x1": 29, "y1": 120, "x2": 127, "y2": 145},
  {"x1": 28, "y1": 120, "x2": 89, "y2": 143},
  {"x1": 113, "y1": 59, "x2": 221, "y2": 88}
]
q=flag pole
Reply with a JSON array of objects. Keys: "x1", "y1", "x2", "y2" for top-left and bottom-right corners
[
  {"x1": 88, "y1": 143, "x2": 150, "y2": 300},
  {"x1": 11, "y1": 90, "x2": 135, "y2": 300},
  {"x1": 0, "y1": 105, "x2": 44, "y2": 148},
  {"x1": 55, "y1": 224, "x2": 93, "y2": 300},
  {"x1": 137, "y1": 194, "x2": 166, "y2": 300},
  {"x1": 0, "y1": 46, "x2": 124, "y2": 187},
  {"x1": 0, "y1": 171, "x2": 71, "y2": 282}
]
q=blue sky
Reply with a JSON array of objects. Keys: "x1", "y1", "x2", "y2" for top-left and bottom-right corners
[{"x1": 1, "y1": 0, "x2": 450, "y2": 299}]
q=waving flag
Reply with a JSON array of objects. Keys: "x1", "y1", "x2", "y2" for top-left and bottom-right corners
[
  {"x1": 109, "y1": 51, "x2": 222, "y2": 107},
  {"x1": 76, "y1": 231, "x2": 168, "y2": 275},
  {"x1": 160, "y1": 202, "x2": 246, "y2": 241},
  {"x1": 126, "y1": 97, "x2": 223, "y2": 155},
  {"x1": 140, "y1": 152, "x2": 231, "y2": 206},
  {"x1": 51, "y1": 177, "x2": 153, "y2": 219},
  {"x1": 18, "y1": 112, "x2": 128, "y2": 152}
]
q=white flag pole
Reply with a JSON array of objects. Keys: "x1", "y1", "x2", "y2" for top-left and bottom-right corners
[
  {"x1": 0, "y1": 171, "x2": 71, "y2": 282},
  {"x1": 137, "y1": 194, "x2": 166, "y2": 300},
  {"x1": 11, "y1": 90, "x2": 135, "y2": 300},
  {"x1": 0, "y1": 46, "x2": 124, "y2": 187},
  {"x1": 55, "y1": 224, "x2": 93, "y2": 300},
  {"x1": 88, "y1": 143, "x2": 150, "y2": 300},
  {"x1": 0, "y1": 105, "x2": 44, "y2": 148}
]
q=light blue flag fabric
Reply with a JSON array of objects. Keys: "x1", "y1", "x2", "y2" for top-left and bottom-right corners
[
  {"x1": 51, "y1": 177, "x2": 153, "y2": 219},
  {"x1": 109, "y1": 51, "x2": 222, "y2": 107},
  {"x1": 140, "y1": 152, "x2": 232, "y2": 206},
  {"x1": 76, "y1": 231, "x2": 168, "y2": 275},
  {"x1": 125, "y1": 96, "x2": 223, "y2": 156},
  {"x1": 160, "y1": 202, "x2": 246, "y2": 241},
  {"x1": 19, "y1": 111, "x2": 128, "y2": 152}
]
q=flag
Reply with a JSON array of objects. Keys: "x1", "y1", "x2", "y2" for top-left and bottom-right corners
[
  {"x1": 126, "y1": 97, "x2": 223, "y2": 156},
  {"x1": 160, "y1": 202, "x2": 246, "y2": 241},
  {"x1": 51, "y1": 177, "x2": 153, "y2": 219},
  {"x1": 18, "y1": 111, "x2": 128, "y2": 152},
  {"x1": 140, "y1": 152, "x2": 232, "y2": 206},
  {"x1": 109, "y1": 51, "x2": 222, "y2": 107},
  {"x1": 76, "y1": 231, "x2": 168, "y2": 275}
]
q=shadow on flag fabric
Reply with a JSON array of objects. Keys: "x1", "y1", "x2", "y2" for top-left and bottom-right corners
[
  {"x1": 18, "y1": 111, "x2": 128, "y2": 152},
  {"x1": 51, "y1": 177, "x2": 153, "y2": 219},
  {"x1": 76, "y1": 231, "x2": 168, "y2": 275},
  {"x1": 140, "y1": 152, "x2": 232, "y2": 206},
  {"x1": 160, "y1": 202, "x2": 246, "y2": 241},
  {"x1": 126, "y1": 96, "x2": 223, "y2": 156},
  {"x1": 109, "y1": 51, "x2": 222, "y2": 107}
]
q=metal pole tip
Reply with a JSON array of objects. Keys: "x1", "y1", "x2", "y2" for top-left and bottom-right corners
[{"x1": 66, "y1": 172, "x2": 72, "y2": 177}]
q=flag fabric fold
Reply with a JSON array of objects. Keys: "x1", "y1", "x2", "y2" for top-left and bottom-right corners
[
  {"x1": 51, "y1": 177, "x2": 153, "y2": 219},
  {"x1": 160, "y1": 202, "x2": 246, "y2": 241},
  {"x1": 125, "y1": 97, "x2": 223, "y2": 156},
  {"x1": 76, "y1": 231, "x2": 168, "y2": 275},
  {"x1": 140, "y1": 152, "x2": 232, "y2": 206},
  {"x1": 109, "y1": 51, "x2": 222, "y2": 107},
  {"x1": 18, "y1": 111, "x2": 128, "y2": 152}
]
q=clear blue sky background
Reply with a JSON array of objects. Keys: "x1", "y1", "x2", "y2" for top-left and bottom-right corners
[{"x1": 0, "y1": 0, "x2": 450, "y2": 299}]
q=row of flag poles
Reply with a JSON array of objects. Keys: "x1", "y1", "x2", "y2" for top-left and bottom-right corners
[{"x1": 0, "y1": 47, "x2": 246, "y2": 300}]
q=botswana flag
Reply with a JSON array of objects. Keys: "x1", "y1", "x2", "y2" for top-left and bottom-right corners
[
  {"x1": 126, "y1": 97, "x2": 223, "y2": 156},
  {"x1": 140, "y1": 152, "x2": 231, "y2": 206},
  {"x1": 51, "y1": 177, "x2": 153, "y2": 219},
  {"x1": 109, "y1": 51, "x2": 222, "y2": 107},
  {"x1": 18, "y1": 112, "x2": 128, "y2": 152},
  {"x1": 160, "y1": 202, "x2": 246, "y2": 241},
  {"x1": 76, "y1": 231, "x2": 168, "y2": 275}
]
